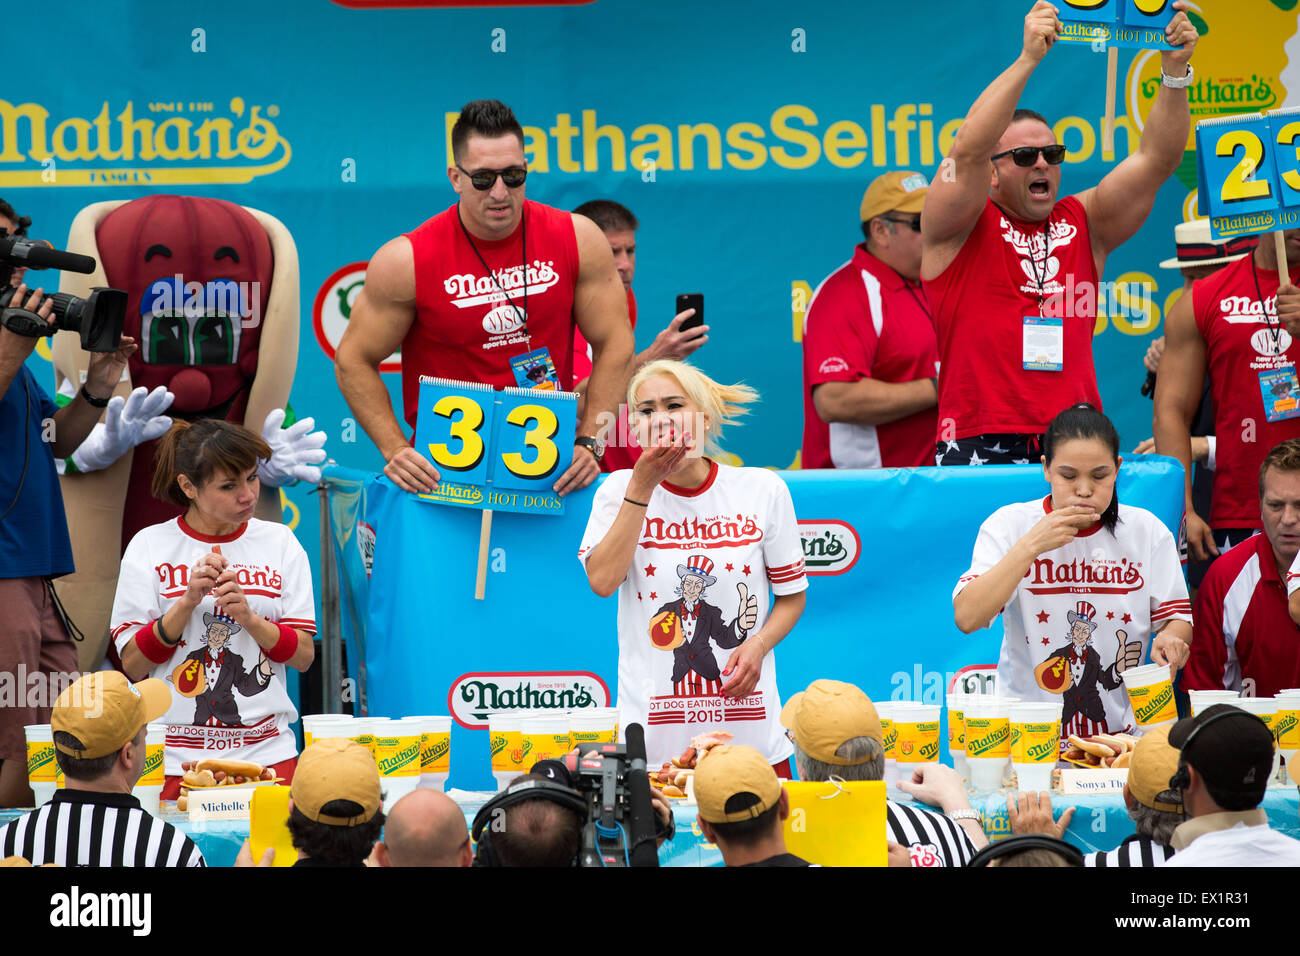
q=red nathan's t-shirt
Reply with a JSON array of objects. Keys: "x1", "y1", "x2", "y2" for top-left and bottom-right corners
[
  {"x1": 574, "y1": 286, "x2": 640, "y2": 472},
  {"x1": 1193, "y1": 255, "x2": 1300, "y2": 528},
  {"x1": 924, "y1": 197, "x2": 1101, "y2": 440},
  {"x1": 801, "y1": 245, "x2": 939, "y2": 468},
  {"x1": 401, "y1": 200, "x2": 580, "y2": 430}
]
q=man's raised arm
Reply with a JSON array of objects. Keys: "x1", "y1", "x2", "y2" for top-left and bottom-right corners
[{"x1": 921, "y1": 1, "x2": 1062, "y2": 280}]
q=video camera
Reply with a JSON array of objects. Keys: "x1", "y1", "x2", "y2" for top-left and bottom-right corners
[
  {"x1": 560, "y1": 722, "x2": 661, "y2": 867},
  {"x1": 0, "y1": 230, "x2": 126, "y2": 352}
]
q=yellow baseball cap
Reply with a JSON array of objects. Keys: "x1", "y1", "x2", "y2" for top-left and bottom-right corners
[
  {"x1": 1127, "y1": 725, "x2": 1183, "y2": 813},
  {"x1": 860, "y1": 170, "x2": 929, "y2": 223},
  {"x1": 51, "y1": 672, "x2": 171, "y2": 760},
  {"x1": 291, "y1": 738, "x2": 383, "y2": 826},
  {"x1": 694, "y1": 745, "x2": 783, "y2": 824},
  {"x1": 780, "y1": 678, "x2": 883, "y2": 764}
]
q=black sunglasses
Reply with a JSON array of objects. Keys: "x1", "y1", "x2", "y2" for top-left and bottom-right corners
[
  {"x1": 456, "y1": 164, "x2": 527, "y2": 190},
  {"x1": 990, "y1": 145, "x2": 1066, "y2": 166},
  {"x1": 881, "y1": 215, "x2": 921, "y2": 233}
]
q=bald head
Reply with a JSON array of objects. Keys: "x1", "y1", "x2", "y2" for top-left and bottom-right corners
[{"x1": 381, "y1": 789, "x2": 471, "y2": 867}]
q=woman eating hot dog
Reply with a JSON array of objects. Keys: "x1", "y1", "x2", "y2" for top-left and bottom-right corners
[
  {"x1": 579, "y1": 360, "x2": 807, "y2": 773},
  {"x1": 112, "y1": 419, "x2": 316, "y2": 799}
]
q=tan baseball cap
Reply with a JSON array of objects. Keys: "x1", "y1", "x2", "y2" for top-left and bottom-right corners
[
  {"x1": 291, "y1": 738, "x2": 383, "y2": 826},
  {"x1": 51, "y1": 672, "x2": 171, "y2": 760},
  {"x1": 780, "y1": 679, "x2": 883, "y2": 765},
  {"x1": 860, "y1": 170, "x2": 929, "y2": 223},
  {"x1": 1127, "y1": 725, "x2": 1183, "y2": 813},
  {"x1": 694, "y1": 745, "x2": 783, "y2": 824}
]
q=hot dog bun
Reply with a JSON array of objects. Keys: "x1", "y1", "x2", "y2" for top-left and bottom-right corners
[
  {"x1": 1091, "y1": 733, "x2": 1130, "y2": 754},
  {"x1": 1068, "y1": 735, "x2": 1117, "y2": 759},
  {"x1": 194, "y1": 758, "x2": 265, "y2": 778}
]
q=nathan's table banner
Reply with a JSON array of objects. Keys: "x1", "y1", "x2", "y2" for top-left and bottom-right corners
[
  {"x1": 1196, "y1": 109, "x2": 1300, "y2": 240},
  {"x1": 356, "y1": 456, "x2": 1182, "y2": 789}
]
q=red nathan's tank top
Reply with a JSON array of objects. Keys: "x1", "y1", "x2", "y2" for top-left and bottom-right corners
[
  {"x1": 401, "y1": 199, "x2": 580, "y2": 430},
  {"x1": 1194, "y1": 254, "x2": 1300, "y2": 528},
  {"x1": 923, "y1": 196, "x2": 1101, "y2": 440}
]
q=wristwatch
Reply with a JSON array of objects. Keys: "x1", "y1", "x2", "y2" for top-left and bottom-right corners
[
  {"x1": 947, "y1": 808, "x2": 983, "y2": 823},
  {"x1": 1161, "y1": 65, "x2": 1194, "y2": 89},
  {"x1": 79, "y1": 384, "x2": 111, "y2": 408},
  {"x1": 574, "y1": 435, "x2": 604, "y2": 464}
]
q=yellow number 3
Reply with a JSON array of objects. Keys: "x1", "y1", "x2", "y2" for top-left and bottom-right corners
[
  {"x1": 428, "y1": 394, "x2": 485, "y2": 471},
  {"x1": 501, "y1": 403, "x2": 560, "y2": 478}
]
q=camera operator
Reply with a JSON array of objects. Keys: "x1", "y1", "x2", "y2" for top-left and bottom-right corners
[{"x1": 0, "y1": 204, "x2": 136, "y2": 808}]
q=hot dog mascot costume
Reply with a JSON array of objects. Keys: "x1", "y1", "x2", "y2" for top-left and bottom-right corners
[{"x1": 51, "y1": 196, "x2": 306, "y2": 669}]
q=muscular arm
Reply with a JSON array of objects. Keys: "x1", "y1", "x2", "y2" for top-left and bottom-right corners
[{"x1": 813, "y1": 378, "x2": 937, "y2": 427}]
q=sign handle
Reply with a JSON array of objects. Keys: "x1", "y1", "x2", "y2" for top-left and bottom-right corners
[
  {"x1": 475, "y1": 509, "x2": 493, "y2": 600},
  {"x1": 1102, "y1": 45, "x2": 1118, "y2": 157},
  {"x1": 1276, "y1": 231, "x2": 1290, "y2": 287}
]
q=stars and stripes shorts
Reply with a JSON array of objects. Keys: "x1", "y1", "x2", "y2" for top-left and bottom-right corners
[{"x1": 934, "y1": 433, "x2": 1044, "y2": 467}]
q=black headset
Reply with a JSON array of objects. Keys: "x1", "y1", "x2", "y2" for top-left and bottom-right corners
[
  {"x1": 470, "y1": 776, "x2": 588, "y2": 867},
  {"x1": 968, "y1": 834, "x2": 1084, "y2": 868},
  {"x1": 1169, "y1": 707, "x2": 1267, "y2": 792}
]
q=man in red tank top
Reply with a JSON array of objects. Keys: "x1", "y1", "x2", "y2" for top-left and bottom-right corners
[
  {"x1": 1153, "y1": 230, "x2": 1300, "y2": 562},
  {"x1": 335, "y1": 100, "x2": 634, "y2": 496},
  {"x1": 921, "y1": 2, "x2": 1198, "y2": 466}
]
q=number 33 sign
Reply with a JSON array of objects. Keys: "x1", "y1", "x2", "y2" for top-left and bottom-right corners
[
  {"x1": 1197, "y1": 109, "x2": 1300, "y2": 241},
  {"x1": 412, "y1": 376, "x2": 577, "y2": 515}
]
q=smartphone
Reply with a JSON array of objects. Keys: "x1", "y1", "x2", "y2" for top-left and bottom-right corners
[{"x1": 675, "y1": 293, "x2": 704, "y2": 333}]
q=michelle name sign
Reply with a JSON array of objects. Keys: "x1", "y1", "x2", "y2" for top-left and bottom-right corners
[{"x1": 412, "y1": 376, "x2": 577, "y2": 516}]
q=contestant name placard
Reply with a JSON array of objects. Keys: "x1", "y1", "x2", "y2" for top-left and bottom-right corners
[
  {"x1": 1055, "y1": 0, "x2": 1176, "y2": 49},
  {"x1": 1196, "y1": 109, "x2": 1300, "y2": 240},
  {"x1": 413, "y1": 377, "x2": 577, "y2": 516}
]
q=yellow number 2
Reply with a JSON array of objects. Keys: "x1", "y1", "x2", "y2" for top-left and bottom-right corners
[
  {"x1": 1218, "y1": 130, "x2": 1273, "y2": 204},
  {"x1": 501, "y1": 403, "x2": 560, "y2": 478},
  {"x1": 427, "y1": 394, "x2": 485, "y2": 471}
]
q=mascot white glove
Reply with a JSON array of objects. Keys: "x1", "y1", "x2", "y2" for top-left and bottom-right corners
[
  {"x1": 69, "y1": 386, "x2": 175, "y2": 474},
  {"x1": 257, "y1": 408, "x2": 327, "y2": 486}
]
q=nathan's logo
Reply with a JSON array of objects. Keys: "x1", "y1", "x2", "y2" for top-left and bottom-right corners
[
  {"x1": 1026, "y1": 738, "x2": 1059, "y2": 762},
  {"x1": 444, "y1": 261, "x2": 559, "y2": 310},
  {"x1": 917, "y1": 740, "x2": 939, "y2": 760},
  {"x1": 449, "y1": 671, "x2": 611, "y2": 729},
  {"x1": 640, "y1": 514, "x2": 763, "y2": 550},
  {"x1": 1140, "y1": 72, "x2": 1277, "y2": 115},
  {"x1": 881, "y1": 722, "x2": 897, "y2": 752},
  {"x1": 1025, "y1": 556, "x2": 1144, "y2": 594},
  {"x1": 1134, "y1": 684, "x2": 1174, "y2": 724},
  {"x1": 1274, "y1": 712, "x2": 1297, "y2": 741},
  {"x1": 967, "y1": 722, "x2": 1009, "y2": 757},
  {"x1": 425, "y1": 482, "x2": 483, "y2": 505},
  {"x1": 141, "y1": 748, "x2": 164, "y2": 776},
  {"x1": 313, "y1": 263, "x2": 401, "y2": 373},
  {"x1": 0, "y1": 97, "x2": 291, "y2": 187},
  {"x1": 490, "y1": 733, "x2": 508, "y2": 758},
  {"x1": 378, "y1": 741, "x2": 421, "y2": 775},
  {"x1": 28, "y1": 747, "x2": 54, "y2": 776},
  {"x1": 424, "y1": 737, "x2": 450, "y2": 762},
  {"x1": 797, "y1": 520, "x2": 860, "y2": 575}
]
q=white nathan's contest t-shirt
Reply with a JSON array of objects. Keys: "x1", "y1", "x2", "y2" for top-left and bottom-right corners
[
  {"x1": 954, "y1": 498, "x2": 1191, "y2": 739},
  {"x1": 579, "y1": 461, "x2": 807, "y2": 767},
  {"x1": 112, "y1": 516, "x2": 317, "y2": 774}
]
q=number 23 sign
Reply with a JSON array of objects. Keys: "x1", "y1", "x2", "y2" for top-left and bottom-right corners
[
  {"x1": 1196, "y1": 109, "x2": 1300, "y2": 241},
  {"x1": 412, "y1": 376, "x2": 577, "y2": 516}
]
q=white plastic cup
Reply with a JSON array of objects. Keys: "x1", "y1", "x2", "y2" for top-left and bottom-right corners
[
  {"x1": 302, "y1": 713, "x2": 353, "y2": 750},
  {"x1": 521, "y1": 714, "x2": 570, "y2": 766},
  {"x1": 374, "y1": 717, "x2": 423, "y2": 812},
  {"x1": 1229, "y1": 697, "x2": 1281, "y2": 781},
  {"x1": 1121, "y1": 664, "x2": 1178, "y2": 731},
  {"x1": 131, "y1": 723, "x2": 166, "y2": 817},
  {"x1": 570, "y1": 709, "x2": 617, "y2": 749},
  {"x1": 1008, "y1": 702, "x2": 1061, "y2": 792},
  {"x1": 406, "y1": 715, "x2": 452, "y2": 792},
  {"x1": 23, "y1": 724, "x2": 56, "y2": 808},
  {"x1": 946, "y1": 694, "x2": 971, "y2": 783},
  {"x1": 1272, "y1": 690, "x2": 1300, "y2": 784},
  {"x1": 893, "y1": 703, "x2": 942, "y2": 780},
  {"x1": 875, "y1": 703, "x2": 898, "y2": 789},
  {"x1": 1187, "y1": 689, "x2": 1240, "y2": 716},
  {"x1": 488, "y1": 712, "x2": 526, "y2": 791},
  {"x1": 964, "y1": 696, "x2": 1013, "y2": 791}
]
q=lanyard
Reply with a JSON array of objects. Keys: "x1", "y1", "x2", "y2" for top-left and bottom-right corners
[
  {"x1": 1252, "y1": 259, "x2": 1283, "y2": 356},
  {"x1": 901, "y1": 278, "x2": 932, "y2": 320},
  {"x1": 458, "y1": 207, "x2": 529, "y2": 340}
]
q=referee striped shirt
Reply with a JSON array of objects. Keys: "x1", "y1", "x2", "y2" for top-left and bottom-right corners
[
  {"x1": 887, "y1": 800, "x2": 977, "y2": 867},
  {"x1": 0, "y1": 790, "x2": 205, "y2": 867},
  {"x1": 1086, "y1": 835, "x2": 1175, "y2": 867}
]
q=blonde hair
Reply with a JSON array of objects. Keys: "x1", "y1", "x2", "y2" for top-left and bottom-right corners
[{"x1": 627, "y1": 360, "x2": 758, "y2": 457}]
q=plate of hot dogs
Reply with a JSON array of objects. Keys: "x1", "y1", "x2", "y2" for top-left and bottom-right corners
[
  {"x1": 1061, "y1": 733, "x2": 1140, "y2": 769},
  {"x1": 648, "y1": 730, "x2": 734, "y2": 799}
]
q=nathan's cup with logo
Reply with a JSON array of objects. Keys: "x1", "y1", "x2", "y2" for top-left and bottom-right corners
[
  {"x1": 1187, "y1": 689, "x2": 1239, "y2": 716},
  {"x1": 522, "y1": 714, "x2": 570, "y2": 765},
  {"x1": 570, "y1": 709, "x2": 616, "y2": 748},
  {"x1": 375, "y1": 717, "x2": 424, "y2": 811},
  {"x1": 488, "y1": 712, "x2": 526, "y2": 790},
  {"x1": 1229, "y1": 697, "x2": 1281, "y2": 781},
  {"x1": 1273, "y1": 689, "x2": 1300, "y2": 783},
  {"x1": 408, "y1": 715, "x2": 451, "y2": 791},
  {"x1": 894, "y1": 704, "x2": 941, "y2": 779},
  {"x1": 946, "y1": 693, "x2": 971, "y2": 782},
  {"x1": 130, "y1": 723, "x2": 166, "y2": 817},
  {"x1": 1121, "y1": 664, "x2": 1177, "y2": 732},
  {"x1": 302, "y1": 713, "x2": 354, "y2": 750},
  {"x1": 875, "y1": 702, "x2": 898, "y2": 788},
  {"x1": 964, "y1": 696, "x2": 1013, "y2": 791},
  {"x1": 24, "y1": 724, "x2": 56, "y2": 808},
  {"x1": 1008, "y1": 702, "x2": 1060, "y2": 791}
]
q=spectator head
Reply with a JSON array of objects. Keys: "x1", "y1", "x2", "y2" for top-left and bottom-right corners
[
  {"x1": 1258, "y1": 439, "x2": 1300, "y2": 571},
  {"x1": 1123, "y1": 724, "x2": 1186, "y2": 845},
  {"x1": 372, "y1": 789, "x2": 472, "y2": 868},
  {"x1": 1157, "y1": 219, "x2": 1255, "y2": 285},
  {"x1": 990, "y1": 107, "x2": 1059, "y2": 223},
  {"x1": 51, "y1": 672, "x2": 171, "y2": 789},
  {"x1": 1042, "y1": 403, "x2": 1122, "y2": 533},
  {"x1": 288, "y1": 738, "x2": 386, "y2": 866},
  {"x1": 1168, "y1": 704, "x2": 1275, "y2": 815},
  {"x1": 781, "y1": 679, "x2": 885, "y2": 783},
  {"x1": 0, "y1": 197, "x2": 32, "y2": 287},
  {"x1": 694, "y1": 745, "x2": 790, "y2": 866},
  {"x1": 573, "y1": 200, "x2": 638, "y2": 288},
  {"x1": 151, "y1": 418, "x2": 271, "y2": 511},
  {"x1": 628, "y1": 359, "x2": 758, "y2": 459},
  {"x1": 970, "y1": 834, "x2": 1083, "y2": 867},
  {"x1": 858, "y1": 171, "x2": 928, "y2": 282},
  {"x1": 471, "y1": 774, "x2": 585, "y2": 867}
]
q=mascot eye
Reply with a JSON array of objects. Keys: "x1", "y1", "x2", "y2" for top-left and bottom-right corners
[
  {"x1": 193, "y1": 314, "x2": 234, "y2": 365},
  {"x1": 149, "y1": 314, "x2": 189, "y2": 365}
]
